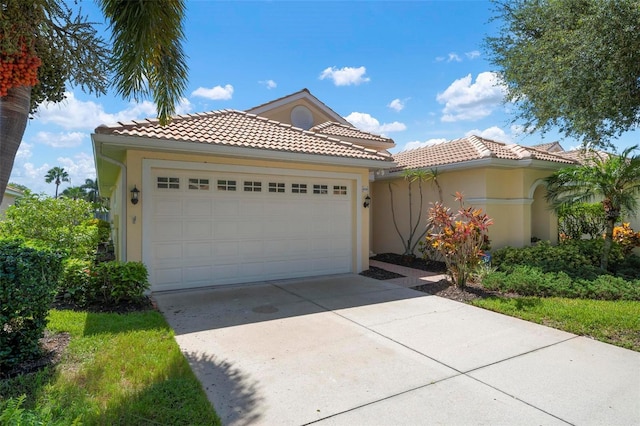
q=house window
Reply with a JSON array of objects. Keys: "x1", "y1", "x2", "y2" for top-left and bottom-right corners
[
  {"x1": 157, "y1": 177, "x2": 180, "y2": 189},
  {"x1": 333, "y1": 185, "x2": 347, "y2": 195},
  {"x1": 291, "y1": 183, "x2": 307, "y2": 194},
  {"x1": 313, "y1": 184, "x2": 328, "y2": 195},
  {"x1": 269, "y1": 182, "x2": 285, "y2": 193},
  {"x1": 244, "y1": 181, "x2": 262, "y2": 192},
  {"x1": 188, "y1": 178, "x2": 210, "y2": 190},
  {"x1": 217, "y1": 179, "x2": 237, "y2": 191}
]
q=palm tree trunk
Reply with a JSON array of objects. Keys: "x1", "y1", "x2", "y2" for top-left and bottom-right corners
[
  {"x1": 601, "y1": 218, "x2": 615, "y2": 270},
  {"x1": 0, "y1": 86, "x2": 31, "y2": 205}
]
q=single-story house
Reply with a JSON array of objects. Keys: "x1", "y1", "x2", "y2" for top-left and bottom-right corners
[
  {"x1": 0, "y1": 185, "x2": 24, "y2": 217},
  {"x1": 92, "y1": 89, "x2": 395, "y2": 292},
  {"x1": 371, "y1": 136, "x2": 581, "y2": 254},
  {"x1": 93, "y1": 89, "x2": 612, "y2": 292}
]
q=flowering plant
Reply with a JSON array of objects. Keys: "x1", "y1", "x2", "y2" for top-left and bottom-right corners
[{"x1": 426, "y1": 193, "x2": 493, "y2": 288}]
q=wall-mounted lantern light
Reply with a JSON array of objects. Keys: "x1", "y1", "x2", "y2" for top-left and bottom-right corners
[
  {"x1": 363, "y1": 194, "x2": 371, "y2": 208},
  {"x1": 130, "y1": 185, "x2": 140, "y2": 205}
]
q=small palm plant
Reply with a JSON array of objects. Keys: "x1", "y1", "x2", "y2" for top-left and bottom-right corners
[{"x1": 545, "y1": 146, "x2": 640, "y2": 270}]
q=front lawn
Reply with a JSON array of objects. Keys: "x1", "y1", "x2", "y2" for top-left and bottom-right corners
[
  {"x1": 472, "y1": 297, "x2": 640, "y2": 351},
  {"x1": 0, "y1": 309, "x2": 220, "y2": 425}
]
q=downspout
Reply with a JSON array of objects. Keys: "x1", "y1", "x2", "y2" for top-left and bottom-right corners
[{"x1": 96, "y1": 149, "x2": 127, "y2": 261}]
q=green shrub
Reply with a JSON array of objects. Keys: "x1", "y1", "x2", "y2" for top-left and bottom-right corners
[
  {"x1": 492, "y1": 240, "x2": 625, "y2": 279},
  {"x1": 0, "y1": 239, "x2": 63, "y2": 370},
  {"x1": 482, "y1": 265, "x2": 640, "y2": 301},
  {"x1": 0, "y1": 194, "x2": 98, "y2": 260},
  {"x1": 90, "y1": 262, "x2": 149, "y2": 304},
  {"x1": 85, "y1": 218, "x2": 111, "y2": 243},
  {"x1": 557, "y1": 202, "x2": 605, "y2": 240},
  {"x1": 60, "y1": 258, "x2": 93, "y2": 305}
]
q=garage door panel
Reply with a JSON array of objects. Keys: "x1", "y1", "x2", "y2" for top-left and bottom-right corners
[
  {"x1": 184, "y1": 242, "x2": 213, "y2": 258},
  {"x1": 149, "y1": 169, "x2": 354, "y2": 290},
  {"x1": 154, "y1": 242, "x2": 182, "y2": 261},
  {"x1": 184, "y1": 221, "x2": 213, "y2": 239},
  {"x1": 155, "y1": 268, "x2": 182, "y2": 287},
  {"x1": 184, "y1": 199, "x2": 212, "y2": 216},
  {"x1": 214, "y1": 221, "x2": 239, "y2": 239},
  {"x1": 184, "y1": 265, "x2": 212, "y2": 284},
  {"x1": 154, "y1": 198, "x2": 183, "y2": 215},
  {"x1": 154, "y1": 221, "x2": 182, "y2": 241},
  {"x1": 214, "y1": 199, "x2": 240, "y2": 217}
]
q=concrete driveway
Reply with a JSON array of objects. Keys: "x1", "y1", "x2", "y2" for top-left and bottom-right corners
[{"x1": 154, "y1": 274, "x2": 640, "y2": 426}]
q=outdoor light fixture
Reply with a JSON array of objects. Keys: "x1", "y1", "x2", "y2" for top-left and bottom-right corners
[
  {"x1": 130, "y1": 186, "x2": 140, "y2": 205},
  {"x1": 363, "y1": 195, "x2": 371, "y2": 208}
]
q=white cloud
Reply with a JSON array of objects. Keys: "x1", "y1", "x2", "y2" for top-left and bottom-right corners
[
  {"x1": 465, "y1": 50, "x2": 481, "y2": 60},
  {"x1": 174, "y1": 97, "x2": 193, "y2": 115},
  {"x1": 465, "y1": 126, "x2": 512, "y2": 143},
  {"x1": 344, "y1": 112, "x2": 406, "y2": 135},
  {"x1": 11, "y1": 151, "x2": 96, "y2": 195},
  {"x1": 191, "y1": 84, "x2": 234, "y2": 100},
  {"x1": 388, "y1": 98, "x2": 405, "y2": 112},
  {"x1": 447, "y1": 53, "x2": 462, "y2": 62},
  {"x1": 402, "y1": 138, "x2": 448, "y2": 151},
  {"x1": 259, "y1": 79, "x2": 277, "y2": 89},
  {"x1": 36, "y1": 92, "x2": 157, "y2": 130},
  {"x1": 436, "y1": 72, "x2": 507, "y2": 122},
  {"x1": 319, "y1": 66, "x2": 370, "y2": 86},
  {"x1": 32, "y1": 131, "x2": 86, "y2": 148}
]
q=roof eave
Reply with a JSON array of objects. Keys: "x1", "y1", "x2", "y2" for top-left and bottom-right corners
[
  {"x1": 93, "y1": 133, "x2": 396, "y2": 174},
  {"x1": 374, "y1": 157, "x2": 573, "y2": 180}
]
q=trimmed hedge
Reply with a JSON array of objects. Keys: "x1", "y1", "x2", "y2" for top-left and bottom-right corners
[
  {"x1": 0, "y1": 239, "x2": 63, "y2": 371},
  {"x1": 60, "y1": 260, "x2": 149, "y2": 306}
]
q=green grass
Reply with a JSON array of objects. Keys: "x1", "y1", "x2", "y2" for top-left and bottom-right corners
[
  {"x1": 0, "y1": 309, "x2": 221, "y2": 425},
  {"x1": 471, "y1": 297, "x2": 640, "y2": 351}
]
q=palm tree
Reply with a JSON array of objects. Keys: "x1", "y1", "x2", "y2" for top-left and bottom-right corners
[
  {"x1": 0, "y1": 0, "x2": 188, "y2": 205},
  {"x1": 81, "y1": 178, "x2": 99, "y2": 203},
  {"x1": 545, "y1": 146, "x2": 640, "y2": 270},
  {"x1": 61, "y1": 185, "x2": 87, "y2": 200},
  {"x1": 44, "y1": 166, "x2": 70, "y2": 198}
]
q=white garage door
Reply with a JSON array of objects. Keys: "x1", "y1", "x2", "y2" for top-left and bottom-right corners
[{"x1": 147, "y1": 169, "x2": 353, "y2": 291}]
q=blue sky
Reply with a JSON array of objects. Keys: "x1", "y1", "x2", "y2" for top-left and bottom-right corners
[{"x1": 10, "y1": 0, "x2": 638, "y2": 195}]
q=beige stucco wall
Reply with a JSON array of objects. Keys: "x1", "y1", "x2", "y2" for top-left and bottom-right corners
[
  {"x1": 0, "y1": 193, "x2": 17, "y2": 218},
  {"x1": 117, "y1": 150, "x2": 371, "y2": 273},
  {"x1": 371, "y1": 166, "x2": 560, "y2": 256},
  {"x1": 257, "y1": 98, "x2": 336, "y2": 130}
]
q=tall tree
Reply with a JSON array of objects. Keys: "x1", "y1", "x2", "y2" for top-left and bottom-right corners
[
  {"x1": 486, "y1": 0, "x2": 640, "y2": 150},
  {"x1": 545, "y1": 146, "x2": 640, "y2": 270},
  {"x1": 81, "y1": 178, "x2": 99, "y2": 203},
  {"x1": 44, "y1": 166, "x2": 69, "y2": 198},
  {"x1": 0, "y1": 0, "x2": 188, "y2": 204}
]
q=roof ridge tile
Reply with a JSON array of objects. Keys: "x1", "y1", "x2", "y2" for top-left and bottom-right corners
[{"x1": 467, "y1": 135, "x2": 493, "y2": 158}]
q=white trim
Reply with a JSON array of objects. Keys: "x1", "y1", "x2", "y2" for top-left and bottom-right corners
[
  {"x1": 141, "y1": 159, "x2": 363, "y2": 284},
  {"x1": 466, "y1": 197, "x2": 534, "y2": 206},
  {"x1": 247, "y1": 90, "x2": 351, "y2": 125},
  {"x1": 529, "y1": 179, "x2": 548, "y2": 199}
]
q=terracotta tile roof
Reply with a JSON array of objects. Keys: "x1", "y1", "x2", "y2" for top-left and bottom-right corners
[
  {"x1": 95, "y1": 109, "x2": 392, "y2": 162},
  {"x1": 555, "y1": 149, "x2": 611, "y2": 164},
  {"x1": 392, "y1": 135, "x2": 577, "y2": 171},
  {"x1": 531, "y1": 141, "x2": 565, "y2": 152},
  {"x1": 311, "y1": 121, "x2": 394, "y2": 144}
]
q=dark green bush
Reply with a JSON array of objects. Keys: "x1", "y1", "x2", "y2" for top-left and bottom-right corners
[
  {"x1": 0, "y1": 239, "x2": 63, "y2": 371},
  {"x1": 90, "y1": 261, "x2": 149, "y2": 304},
  {"x1": 85, "y1": 218, "x2": 111, "y2": 243},
  {"x1": 482, "y1": 265, "x2": 640, "y2": 300},
  {"x1": 60, "y1": 258, "x2": 93, "y2": 305},
  {"x1": 492, "y1": 240, "x2": 624, "y2": 279}
]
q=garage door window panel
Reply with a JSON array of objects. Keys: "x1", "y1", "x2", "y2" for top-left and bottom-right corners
[{"x1": 157, "y1": 177, "x2": 180, "y2": 189}]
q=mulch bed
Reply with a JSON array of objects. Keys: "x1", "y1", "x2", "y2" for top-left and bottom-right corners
[
  {"x1": 370, "y1": 252, "x2": 508, "y2": 303},
  {"x1": 359, "y1": 266, "x2": 405, "y2": 280},
  {"x1": 412, "y1": 279, "x2": 508, "y2": 303},
  {"x1": 371, "y1": 252, "x2": 447, "y2": 273}
]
